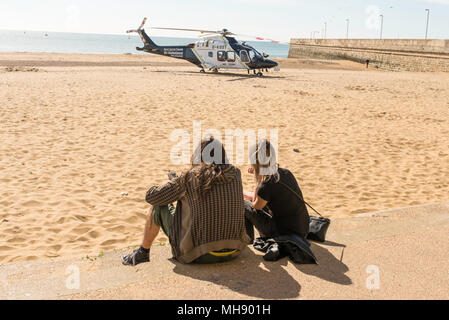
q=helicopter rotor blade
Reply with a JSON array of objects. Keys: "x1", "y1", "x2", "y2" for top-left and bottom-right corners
[
  {"x1": 197, "y1": 33, "x2": 216, "y2": 38},
  {"x1": 147, "y1": 24, "x2": 284, "y2": 43},
  {"x1": 138, "y1": 17, "x2": 148, "y2": 30},
  {"x1": 151, "y1": 27, "x2": 219, "y2": 34},
  {"x1": 126, "y1": 29, "x2": 138, "y2": 34}
]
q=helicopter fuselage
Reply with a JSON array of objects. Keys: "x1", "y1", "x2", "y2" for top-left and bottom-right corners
[{"x1": 136, "y1": 29, "x2": 279, "y2": 73}]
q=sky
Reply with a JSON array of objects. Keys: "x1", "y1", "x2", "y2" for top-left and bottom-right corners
[{"x1": 0, "y1": 0, "x2": 448, "y2": 41}]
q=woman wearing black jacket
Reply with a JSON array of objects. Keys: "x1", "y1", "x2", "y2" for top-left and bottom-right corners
[{"x1": 243, "y1": 140, "x2": 310, "y2": 241}]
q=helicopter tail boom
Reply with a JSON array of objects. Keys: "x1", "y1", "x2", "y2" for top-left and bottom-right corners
[
  {"x1": 138, "y1": 28, "x2": 161, "y2": 51},
  {"x1": 127, "y1": 18, "x2": 161, "y2": 52},
  {"x1": 127, "y1": 18, "x2": 203, "y2": 68}
]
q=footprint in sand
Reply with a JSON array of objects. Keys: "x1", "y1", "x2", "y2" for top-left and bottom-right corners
[
  {"x1": 107, "y1": 225, "x2": 125, "y2": 233},
  {"x1": 101, "y1": 239, "x2": 119, "y2": 246},
  {"x1": 87, "y1": 230, "x2": 100, "y2": 239},
  {"x1": 71, "y1": 226, "x2": 91, "y2": 235},
  {"x1": 6, "y1": 237, "x2": 27, "y2": 243},
  {"x1": 21, "y1": 200, "x2": 42, "y2": 207}
]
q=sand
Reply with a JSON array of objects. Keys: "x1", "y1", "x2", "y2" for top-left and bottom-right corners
[{"x1": 0, "y1": 52, "x2": 448, "y2": 264}]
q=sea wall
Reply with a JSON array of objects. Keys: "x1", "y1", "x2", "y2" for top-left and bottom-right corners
[{"x1": 288, "y1": 39, "x2": 449, "y2": 72}]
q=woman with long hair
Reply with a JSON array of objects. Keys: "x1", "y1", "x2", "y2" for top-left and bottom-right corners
[
  {"x1": 244, "y1": 139, "x2": 310, "y2": 242},
  {"x1": 122, "y1": 137, "x2": 248, "y2": 265}
]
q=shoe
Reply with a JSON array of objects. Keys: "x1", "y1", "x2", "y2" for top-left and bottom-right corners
[{"x1": 121, "y1": 247, "x2": 150, "y2": 266}]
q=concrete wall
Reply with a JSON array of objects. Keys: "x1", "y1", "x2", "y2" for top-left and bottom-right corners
[{"x1": 288, "y1": 39, "x2": 449, "y2": 72}]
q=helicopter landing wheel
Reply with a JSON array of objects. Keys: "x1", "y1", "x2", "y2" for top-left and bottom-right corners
[
  {"x1": 257, "y1": 72, "x2": 263, "y2": 77},
  {"x1": 200, "y1": 69, "x2": 205, "y2": 73},
  {"x1": 212, "y1": 68, "x2": 218, "y2": 73}
]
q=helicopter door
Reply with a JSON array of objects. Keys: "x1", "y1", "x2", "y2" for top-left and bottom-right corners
[
  {"x1": 200, "y1": 49, "x2": 216, "y2": 69},
  {"x1": 240, "y1": 50, "x2": 250, "y2": 63}
]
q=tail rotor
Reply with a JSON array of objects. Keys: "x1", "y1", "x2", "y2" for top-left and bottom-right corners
[{"x1": 126, "y1": 17, "x2": 147, "y2": 34}]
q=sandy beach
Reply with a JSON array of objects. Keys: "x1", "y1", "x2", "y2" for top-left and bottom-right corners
[{"x1": 0, "y1": 52, "x2": 448, "y2": 264}]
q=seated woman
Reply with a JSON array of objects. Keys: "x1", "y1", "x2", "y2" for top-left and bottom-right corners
[
  {"x1": 244, "y1": 140, "x2": 310, "y2": 241},
  {"x1": 122, "y1": 137, "x2": 248, "y2": 266}
]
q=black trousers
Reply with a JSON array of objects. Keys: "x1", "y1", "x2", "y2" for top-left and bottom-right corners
[{"x1": 244, "y1": 200, "x2": 280, "y2": 242}]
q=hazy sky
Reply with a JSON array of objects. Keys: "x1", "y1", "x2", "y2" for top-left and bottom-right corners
[{"x1": 0, "y1": 0, "x2": 448, "y2": 41}]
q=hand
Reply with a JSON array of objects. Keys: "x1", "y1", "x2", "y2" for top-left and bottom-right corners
[
  {"x1": 243, "y1": 195, "x2": 253, "y2": 201},
  {"x1": 243, "y1": 190, "x2": 255, "y2": 202},
  {"x1": 168, "y1": 171, "x2": 178, "y2": 181},
  {"x1": 248, "y1": 167, "x2": 254, "y2": 174}
]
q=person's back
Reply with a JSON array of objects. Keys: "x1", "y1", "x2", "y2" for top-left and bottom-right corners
[
  {"x1": 257, "y1": 167, "x2": 309, "y2": 238},
  {"x1": 147, "y1": 164, "x2": 247, "y2": 263}
]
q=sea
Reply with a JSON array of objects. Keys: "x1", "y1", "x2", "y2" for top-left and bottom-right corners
[{"x1": 0, "y1": 30, "x2": 290, "y2": 58}]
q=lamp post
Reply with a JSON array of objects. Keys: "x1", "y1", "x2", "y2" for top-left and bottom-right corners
[
  {"x1": 425, "y1": 9, "x2": 430, "y2": 39},
  {"x1": 346, "y1": 19, "x2": 349, "y2": 39},
  {"x1": 324, "y1": 22, "x2": 327, "y2": 39},
  {"x1": 379, "y1": 14, "x2": 384, "y2": 39}
]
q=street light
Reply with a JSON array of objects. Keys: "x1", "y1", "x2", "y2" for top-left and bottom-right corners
[
  {"x1": 346, "y1": 19, "x2": 349, "y2": 39},
  {"x1": 425, "y1": 9, "x2": 430, "y2": 39},
  {"x1": 379, "y1": 14, "x2": 384, "y2": 39},
  {"x1": 324, "y1": 22, "x2": 327, "y2": 39}
]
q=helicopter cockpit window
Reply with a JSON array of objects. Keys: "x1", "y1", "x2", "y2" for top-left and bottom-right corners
[
  {"x1": 227, "y1": 51, "x2": 235, "y2": 62},
  {"x1": 217, "y1": 51, "x2": 227, "y2": 61},
  {"x1": 240, "y1": 50, "x2": 250, "y2": 63},
  {"x1": 208, "y1": 52, "x2": 213, "y2": 58},
  {"x1": 249, "y1": 50, "x2": 256, "y2": 61}
]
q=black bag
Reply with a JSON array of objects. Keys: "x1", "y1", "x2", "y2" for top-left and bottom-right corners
[
  {"x1": 278, "y1": 181, "x2": 331, "y2": 243},
  {"x1": 308, "y1": 216, "x2": 331, "y2": 242}
]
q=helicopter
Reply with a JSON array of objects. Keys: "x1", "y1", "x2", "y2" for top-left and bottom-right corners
[{"x1": 126, "y1": 18, "x2": 280, "y2": 77}]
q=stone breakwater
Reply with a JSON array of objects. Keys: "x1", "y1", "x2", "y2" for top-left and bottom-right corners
[{"x1": 288, "y1": 39, "x2": 449, "y2": 72}]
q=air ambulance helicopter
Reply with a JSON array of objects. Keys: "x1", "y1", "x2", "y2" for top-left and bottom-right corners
[{"x1": 126, "y1": 18, "x2": 281, "y2": 77}]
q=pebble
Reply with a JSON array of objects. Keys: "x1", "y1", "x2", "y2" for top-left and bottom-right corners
[
  {"x1": 120, "y1": 191, "x2": 128, "y2": 196},
  {"x1": 293, "y1": 148, "x2": 300, "y2": 153}
]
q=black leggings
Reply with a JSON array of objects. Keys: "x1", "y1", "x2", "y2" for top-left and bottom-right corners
[{"x1": 244, "y1": 200, "x2": 280, "y2": 242}]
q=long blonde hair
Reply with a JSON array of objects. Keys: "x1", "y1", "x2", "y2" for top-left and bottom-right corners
[{"x1": 249, "y1": 139, "x2": 279, "y2": 187}]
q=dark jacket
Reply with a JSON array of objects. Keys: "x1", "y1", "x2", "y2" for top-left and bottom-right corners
[{"x1": 253, "y1": 234, "x2": 317, "y2": 264}]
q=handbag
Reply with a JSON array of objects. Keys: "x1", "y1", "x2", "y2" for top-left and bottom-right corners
[{"x1": 278, "y1": 181, "x2": 330, "y2": 242}]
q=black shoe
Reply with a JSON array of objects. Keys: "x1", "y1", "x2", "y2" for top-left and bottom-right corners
[{"x1": 121, "y1": 247, "x2": 150, "y2": 266}]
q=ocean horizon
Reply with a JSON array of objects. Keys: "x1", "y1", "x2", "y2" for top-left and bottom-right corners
[{"x1": 0, "y1": 29, "x2": 290, "y2": 58}]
